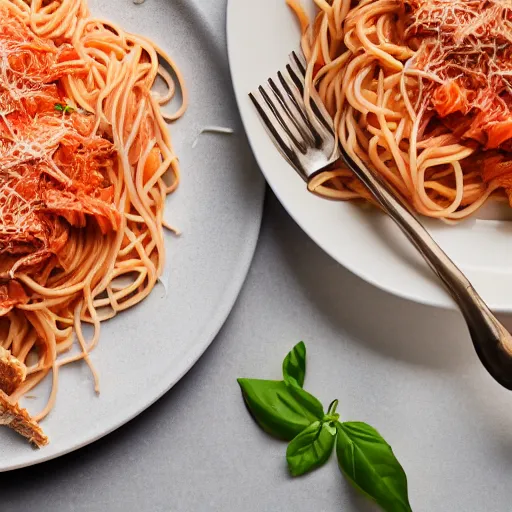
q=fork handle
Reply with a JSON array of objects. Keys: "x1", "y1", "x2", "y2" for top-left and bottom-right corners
[{"x1": 338, "y1": 149, "x2": 512, "y2": 389}]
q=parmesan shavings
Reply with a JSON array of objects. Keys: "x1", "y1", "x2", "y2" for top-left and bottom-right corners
[{"x1": 192, "y1": 126, "x2": 234, "y2": 149}]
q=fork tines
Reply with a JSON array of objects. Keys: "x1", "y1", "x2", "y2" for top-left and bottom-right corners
[{"x1": 249, "y1": 51, "x2": 339, "y2": 181}]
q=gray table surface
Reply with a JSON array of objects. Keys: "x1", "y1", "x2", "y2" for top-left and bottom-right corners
[{"x1": 3, "y1": 1, "x2": 512, "y2": 511}]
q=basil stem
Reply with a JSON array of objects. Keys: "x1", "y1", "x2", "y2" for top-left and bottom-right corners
[
  {"x1": 327, "y1": 399, "x2": 339, "y2": 416},
  {"x1": 286, "y1": 420, "x2": 336, "y2": 477},
  {"x1": 336, "y1": 422, "x2": 412, "y2": 512}
]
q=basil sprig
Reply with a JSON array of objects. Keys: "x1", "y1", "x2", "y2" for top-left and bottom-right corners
[{"x1": 238, "y1": 342, "x2": 412, "y2": 512}]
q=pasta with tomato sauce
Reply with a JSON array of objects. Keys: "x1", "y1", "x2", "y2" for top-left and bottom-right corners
[
  {"x1": 287, "y1": 0, "x2": 512, "y2": 219},
  {"x1": 0, "y1": 0, "x2": 186, "y2": 446}
]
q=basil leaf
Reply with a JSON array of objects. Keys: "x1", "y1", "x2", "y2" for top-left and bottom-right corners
[
  {"x1": 336, "y1": 422, "x2": 412, "y2": 512},
  {"x1": 281, "y1": 341, "x2": 324, "y2": 419},
  {"x1": 287, "y1": 384, "x2": 325, "y2": 421},
  {"x1": 237, "y1": 378, "x2": 322, "y2": 440},
  {"x1": 282, "y1": 341, "x2": 306, "y2": 387},
  {"x1": 286, "y1": 420, "x2": 336, "y2": 476}
]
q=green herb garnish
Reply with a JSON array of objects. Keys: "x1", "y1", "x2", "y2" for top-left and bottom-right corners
[
  {"x1": 236, "y1": 378, "x2": 321, "y2": 440},
  {"x1": 237, "y1": 341, "x2": 412, "y2": 512},
  {"x1": 286, "y1": 419, "x2": 336, "y2": 476},
  {"x1": 336, "y1": 422, "x2": 411, "y2": 511},
  {"x1": 54, "y1": 103, "x2": 75, "y2": 114}
]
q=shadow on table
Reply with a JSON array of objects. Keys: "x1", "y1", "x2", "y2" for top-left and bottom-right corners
[
  {"x1": 0, "y1": 361, "x2": 193, "y2": 498},
  {"x1": 264, "y1": 191, "x2": 512, "y2": 496},
  {"x1": 5, "y1": 192, "x2": 512, "y2": 501},
  {"x1": 266, "y1": 192, "x2": 509, "y2": 374}
]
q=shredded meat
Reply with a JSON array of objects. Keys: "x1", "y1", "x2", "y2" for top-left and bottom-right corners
[
  {"x1": 0, "y1": 346, "x2": 26, "y2": 395},
  {"x1": 0, "y1": 7, "x2": 121, "y2": 276},
  {"x1": 0, "y1": 390, "x2": 48, "y2": 447},
  {"x1": 404, "y1": 0, "x2": 512, "y2": 148}
]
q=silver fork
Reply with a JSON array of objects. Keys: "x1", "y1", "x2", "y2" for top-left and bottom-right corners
[{"x1": 250, "y1": 51, "x2": 512, "y2": 390}]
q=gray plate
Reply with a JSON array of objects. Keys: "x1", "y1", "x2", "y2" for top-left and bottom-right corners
[{"x1": 0, "y1": 0, "x2": 264, "y2": 471}]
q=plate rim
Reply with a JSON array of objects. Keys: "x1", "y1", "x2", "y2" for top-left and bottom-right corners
[{"x1": 2, "y1": 220, "x2": 263, "y2": 472}]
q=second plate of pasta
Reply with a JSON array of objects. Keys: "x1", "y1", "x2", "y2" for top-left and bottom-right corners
[
  {"x1": 227, "y1": 0, "x2": 512, "y2": 312},
  {"x1": 0, "y1": 0, "x2": 264, "y2": 471}
]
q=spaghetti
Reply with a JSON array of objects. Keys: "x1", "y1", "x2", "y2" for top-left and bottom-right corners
[
  {"x1": 287, "y1": 0, "x2": 512, "y2": 220},
  {"x1": 0, "y1": 0, "x2": 186, "y2": 445}
]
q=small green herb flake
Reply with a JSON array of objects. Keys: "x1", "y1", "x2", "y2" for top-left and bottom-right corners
[{"x1": 54, "y1": 103, "x2": 75, "y2": 114}]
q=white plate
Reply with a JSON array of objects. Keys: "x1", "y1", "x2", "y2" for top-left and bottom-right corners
[
  {"x1": 0, "y1": 0, "x2": 264, "y2": 471},
  {"x1": 227, "y1": 0, "x2": 512, "y2": 312}
]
